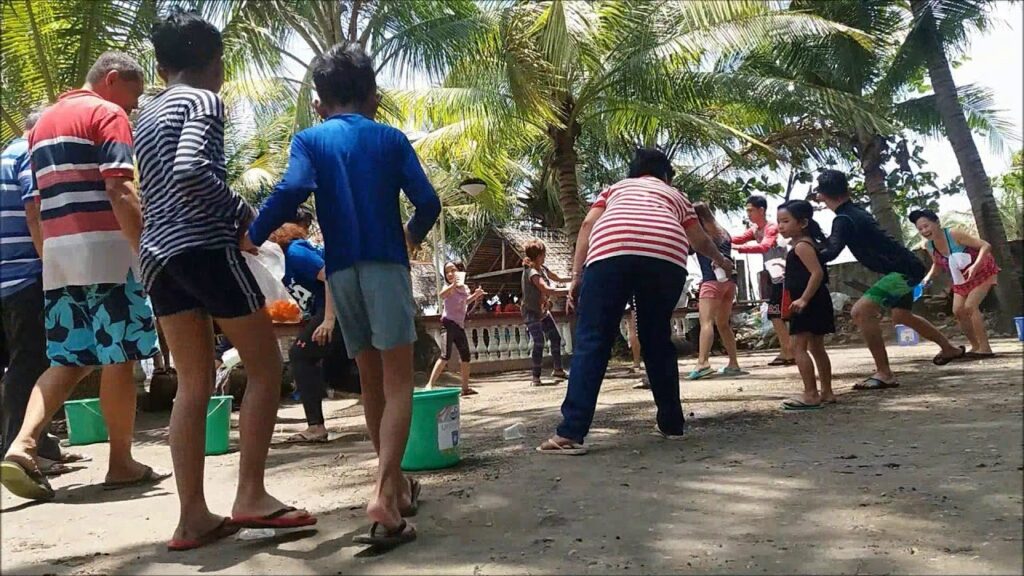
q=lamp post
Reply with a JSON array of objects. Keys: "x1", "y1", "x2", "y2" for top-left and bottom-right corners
[{"x1": 434, "y1": 177, "x2": 486, "y2": 310}]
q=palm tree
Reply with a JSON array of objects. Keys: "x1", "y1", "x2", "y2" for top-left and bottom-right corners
[
  {"x1": 394, "y1": 0, "x2": 888, "y2": 243},
  {"x1": 907, "y1": 0, "x2": 1022, "y2": 324},
  {"x1": 0, "y1": 0, "x2": 166, "y2": 140}
]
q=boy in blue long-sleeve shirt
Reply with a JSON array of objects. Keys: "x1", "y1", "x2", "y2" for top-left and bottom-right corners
[{"x1": 246, "y1": 43, "x2": 440, "y2": 548}]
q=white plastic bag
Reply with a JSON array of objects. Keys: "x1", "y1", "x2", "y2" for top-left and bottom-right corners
[
  {"x1": 948, "y1": 252, "x2": 973, "y2": 286},
  {"x1": 242, "y1": 242, "x2": 295, "y2": 304}
]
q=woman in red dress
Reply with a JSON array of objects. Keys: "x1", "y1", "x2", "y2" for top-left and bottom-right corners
[{"x1": 910, "y1": 209, "x2": 1001, "y2": 358}]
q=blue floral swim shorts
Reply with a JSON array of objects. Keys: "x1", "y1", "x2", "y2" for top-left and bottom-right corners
[{"x1": 43, "y1": 272, "x2": 159, "y2": 367}]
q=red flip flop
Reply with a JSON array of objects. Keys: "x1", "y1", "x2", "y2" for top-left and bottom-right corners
[
  {"x1": 167, "y1": 518, "x2": 240, "y2": 551},
  {"x1": 231, "y1": 506, "x2": 317, "y2": 529}
]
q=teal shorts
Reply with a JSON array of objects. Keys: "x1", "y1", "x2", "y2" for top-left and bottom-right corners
[
  {"x1": 862, "y1": 272, "x2": 916, "y2": 311},
  {"x1": 328, "y1": 263, "x2": 418, "y2": 359},
  {"x1": 43, "y1": 272, "x2": 159, "y2": 367}
]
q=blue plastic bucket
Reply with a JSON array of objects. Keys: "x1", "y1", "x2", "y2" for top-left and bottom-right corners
[
  {"x1": 1015, "y1": 316, "x2": 1024, "y2": 342},
  {"x1": 895, "y1": 324, "x2": 919, "y2": 346}
]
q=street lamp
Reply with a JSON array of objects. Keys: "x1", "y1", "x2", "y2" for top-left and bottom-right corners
[{"x1": 434, "y1": 177, "x2": 486, "y2": 310}]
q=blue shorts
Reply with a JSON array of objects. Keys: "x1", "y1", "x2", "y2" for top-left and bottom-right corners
[
  {"x1": 328, "y1": 263, "x2": 417, "y2": 359},
  {"x1": 43, "y1": 272, "x2": 159, "y2": 367}
]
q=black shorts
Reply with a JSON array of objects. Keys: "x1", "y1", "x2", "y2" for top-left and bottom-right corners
[
  {"x1": 440, "y1": 318, "x2": 471, "y2": 362},
  {"x1": 766, "y1": 282, "x2": 784, "y2": 319},
  {"x1": 148, "y1": 247, "x2": 265, "y2": 319}
]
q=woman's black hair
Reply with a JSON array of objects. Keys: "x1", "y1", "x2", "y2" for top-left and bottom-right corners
[
  {"x1": 779, "y1": 199, "x2": 826, "y2": 244},
  {"x1": 444, "y1": 261, "x2": 466, "y2": 272},
  {"x1": 627, "y1": 147, "x2": 675, "y2": 183},
  {"x1": 908, "y1": 208, "x2": 939, "y2": 224}
]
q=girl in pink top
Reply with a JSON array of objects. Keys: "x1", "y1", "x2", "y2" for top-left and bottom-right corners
[{"x1": 426, "y1": 261, "x2": 485, "y2": 396}]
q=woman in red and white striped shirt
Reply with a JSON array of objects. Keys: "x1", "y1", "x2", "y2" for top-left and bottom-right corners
[{"x1": 537, "y1": 148, "x2": 734, "y2": 455}]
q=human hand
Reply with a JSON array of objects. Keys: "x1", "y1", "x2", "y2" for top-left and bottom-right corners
[
  {"x1": 790, "y1": 297, "x2": 808, "y2": 315},
  {"x1": 964, "y1": 264, "x2": 978, "y2": 280},
  {"x1": 405, "y1": 227, "x2": 420, "y2": 257},
  {"x1": 718, "y1": 258, "x2": 736, "y2": 275},
  {"x1": 240, "y1": 232, "x2": 259, "y2": 255},
  {"x1": 312, "y1": 319, "x2": 335, "y2": 345}
]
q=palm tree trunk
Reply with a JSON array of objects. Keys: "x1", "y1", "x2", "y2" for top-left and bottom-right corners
[
  {"x1": 551, "y1": 125, "x2": 583, "y2": 244},
  {"x1": 911, "y1": 0, "x2": 1023, "y2": 327},
  {"x1": 858, "y1": 133, "x2": 903, "y2": 242}
]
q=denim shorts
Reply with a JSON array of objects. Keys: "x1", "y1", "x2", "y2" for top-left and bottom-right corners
[
  {"x1": 43, "y1": 272, "x2": 159, "y2": 367},
  {"x1": 327, "y1": 262, "x2": 417, "y2": 358}
]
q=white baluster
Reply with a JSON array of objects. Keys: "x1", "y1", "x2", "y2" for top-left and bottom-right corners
[
  {"x1": 514, "y1": 325, "x2": 525, "y2": 359},
  {"x1": 469, "y1": 327, "x2": 481, "y2": 361},
  {"x1": 560, "y1": 319, "x2": 573, "y2": 355},
  {"x1": 497, "y1": 325, "x2": 510, "y2": 359}
]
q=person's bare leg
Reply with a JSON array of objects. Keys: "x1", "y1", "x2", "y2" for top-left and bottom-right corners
[
  {"x1": 629, "y1": 312, "x2": 642, "y2": 371},
  {"x1": 851, "y1": 297, "x2": 895, "y2": 382},
  {"x1": 218, "y1": 309, "x2": 307, "y2": 521},
  {"x1": 808, "y1": 335, "x2": 833, "y2": 402},
  {"x1": 366, "y1": 343, "x2": 415, "y2": 531},
  {"x1": 771, "y1": 318, "x2": 794, "y2": 360},
  {"x1": 99, "y1": 362, "x2": 150, "y2": 483},
  {"x1": 693, "y1": 298, "x2": 715, "y2": 371},
  {"x1": 425, "y1": 358, "x2": 446, "y2": 390},
  {"x1": 356, "y1": 349, "x2": 385, "y2": 453},
  {"x1": 459, "y1": 361, "x2": 475, "y2": 394},
  {"x1": 890, "y1": 308, "x2": 960, "y2": 357},
  {"x1": 963, "y1": 282, "x2": 995, "y2": 354},
  {"x1": 951, "y1": 294, "x2": 979, "y2": 351},
  {"x1": 790, "y1": 333, "x2": 820, "y2": 405},
  {"x1": 161, "y1": 310, "x2": 224, "y2": 541},
  {"x1": 4, "y1": 366, "x2": 92, "y2": 469},
  {"x1": 714, "y1": 298, "x2": 740, "y2": 369}
]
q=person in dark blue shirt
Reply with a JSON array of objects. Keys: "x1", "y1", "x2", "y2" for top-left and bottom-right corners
[
  {"x1": 816, "y1": 169, "x2": 965, "y2": 390},
  {"x1": 268, "y1": 217, "x2": 359, "y2": 444},
  {"x1": 245, "y1": 42, "x2": 439, "y2": 547}
]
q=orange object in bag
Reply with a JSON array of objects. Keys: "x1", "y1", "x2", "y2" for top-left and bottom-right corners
[{"x1": 268, "y1": 299, "x2": 301, "y2": 323}]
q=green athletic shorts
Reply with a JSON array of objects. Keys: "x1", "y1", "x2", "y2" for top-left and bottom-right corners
[
  {"x1": 862, "y1": 272, "x2": 915, "y2": 311},
  {"x1": 327, "y1": 262, "x2": 418, "y2": 359}
]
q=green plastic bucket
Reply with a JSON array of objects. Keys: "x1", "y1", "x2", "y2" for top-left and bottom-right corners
[
  {"x1": 64, "y1": 398, "x2": 108, "y2": 446},
  {"x1": 401, "y1": 388, "x2": 461, "y2": 471},
  {"x1": 205, "y1": 395, "x2": 232, "y2": 456}
]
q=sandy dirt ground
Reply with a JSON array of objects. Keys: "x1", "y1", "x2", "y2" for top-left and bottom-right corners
[{"x1": 1, "y1": 338, "x2": 1021, "y2": 575}]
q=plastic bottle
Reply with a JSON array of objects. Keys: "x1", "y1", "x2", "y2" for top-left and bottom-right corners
[
  {"x1": 503, "y1": 422, "x2": 525, "y2": 441},
  {"x1": 235, "y1": 528, "x2": 276, "y2": 540}
]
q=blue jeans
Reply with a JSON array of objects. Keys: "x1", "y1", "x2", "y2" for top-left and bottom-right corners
[
  {"x1": 557, "y1": 256, "x2": 687, "y2": 444},
  {"x1": 525, "y1": 314, "x2": 563, "y2": 378}
]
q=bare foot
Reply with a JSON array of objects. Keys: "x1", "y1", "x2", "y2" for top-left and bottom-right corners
[
  {"x1": 870, "y1": 371, "x2": 897, "y2": 384},
  {"x1": 172, "y1": 510, "x2": 229, "y2": 543},
  {"x1": 4, "y1": 450, "x2": 39, "y2": 474},
  {"x1": 232, "y1": 491, "x2": 310, "y2": 523},
  {"x1": 367, "y1": 496, "x2": 403, "y2": 531},
  {"x1": 820, "y1": 392, "x2": 837, "y2": 404},
  {"x1": 104, "y1": 458, "x2": 154, "y2": 485},
  {"x1": 461, "y1": 387, "x2": 478, "y2": 397},
  {"x1": 799, "y1": 391, "x2": 822, "y2": 406}
]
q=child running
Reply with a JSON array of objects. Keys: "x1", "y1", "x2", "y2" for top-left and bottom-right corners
[
  {"x1": 520, "y1": 239, "x2": 569, "y2": 386},
  {"x1": 246, "y1": 42, "x2": 440, "y2": 548},
  {"x1": 776, "y1": 200, "x2": 834, "y2": 410},
  {"x1": 426, "y1": 261, "x2": 485, "y2": 396},
  {"x1": 134, "y1": 10, "x2": 313, "y2": 550}
]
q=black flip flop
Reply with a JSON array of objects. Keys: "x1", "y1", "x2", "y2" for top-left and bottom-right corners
[
  {"x1": 964, "y1": 351, "x2": 997, "y2": 359},
  {"x1": 852, "y1": 377, "x2": 900, "y2": 390},
  {"x1": 0, "y1": 459, "x2": 55, "y2": 501},
  {"x1": 933, "y1": 345, "x2": 966, "y2": 366},
  {"x1": 401, "y1": 477, "x2": 421, "y2": 517},
  {"x1": 353, "y1": 519, "x2": 417, "y2": 548}
]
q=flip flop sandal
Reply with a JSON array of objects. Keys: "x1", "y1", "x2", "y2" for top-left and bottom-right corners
[
  {"x1": 717, "y1": 366, "x2": 749, "y2": 376},
  {"x1": 401, "y1": 477, "x2": 421, "y2": 518},
  {"x1": 60, "y1": 452, "x2": 92, "y2": 464},
  {"x1": 102, "y1": 465, "x2": 172, "y2": 490},
  {"x1": 964, "y1": 351, "x2": 997, "y2": 359},
  {"x1": 686, "y1": 367, "x2": 715, "y2": 381},
  {"x1": 653, "y1": 426, "x2": 685, "y2": 440},
  {"x1": 933, "y1": 345, "x2": 966, "y2": 366},
  {"x1": 283, "y1": 431, "x2": 329, "y2": 444},
  {"x1": 460, "y1": 388, "x2": 479, "y2": 397},
  {"x1": 353, "y1": 519, "x2": 417, "y2": 548},
  {"x1": 38, "y1": 459, "x2": 73, "y2": 477},
  {"x1": 535, "y1": 439, "x2": 587, "y2": 455},
  {"x1": 231, "y1": 506, "x2": 317, "y2": 529},
  {"x1": 767, "y1": 357, "x2": 791, "y2": 366},
  {"x1": 781, "y1": 398, "x2": 824, "y2": 411},
  {"x1": 0, "y1": 459, "x2": 55, "y2": 501},
  {"x1": 852, "y1": 377, "x2": 899, "y2": 390},
  {"x1": 167, "y1": 517, "x2": 240, "y2": 552}
]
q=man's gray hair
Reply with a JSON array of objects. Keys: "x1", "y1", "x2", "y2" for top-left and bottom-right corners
[
  {"x1": 24, "y1": 105, "x2": 47, "y2": 131},
  {"x1": 85, "y1": 51, "x2": 144, "y2": 84}
]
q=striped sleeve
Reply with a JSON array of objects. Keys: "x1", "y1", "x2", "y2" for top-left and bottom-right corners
[
  {"x1": 94, "y1": 108, "x2": 135, "y2": 178},
  {"x1": 172, "y1": 93, "x2": 253, "y2": 223},
  {"x1": 16, "y1": 152, "x2": 37, "y2": 202},
  {"x1": 677, "y1": 193, "x2": 697, "y2": 227}
]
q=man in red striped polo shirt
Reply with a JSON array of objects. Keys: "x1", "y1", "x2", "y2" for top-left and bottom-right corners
[
  {"x1": 538, "y1": 148, "x2": 735, "y2": 455},
  {"x1": 0, "y1": 53, "x2": 165, "y2": 501}
]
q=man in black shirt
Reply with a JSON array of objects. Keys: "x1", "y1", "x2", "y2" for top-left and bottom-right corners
[{"x1": 816, "y1": 170, "x2": 965, "y2": 389}]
